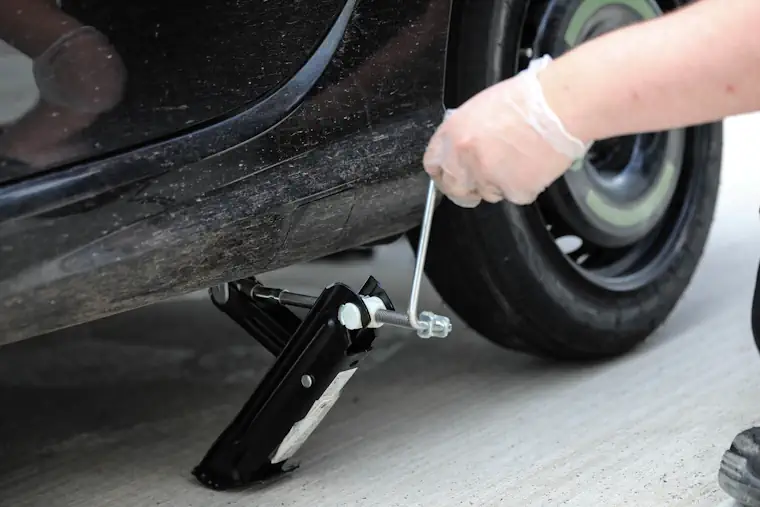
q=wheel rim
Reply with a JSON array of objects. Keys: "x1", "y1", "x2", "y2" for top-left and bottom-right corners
[{"x1": 518, "y1": 0, "x2": 696, "y2": 292}]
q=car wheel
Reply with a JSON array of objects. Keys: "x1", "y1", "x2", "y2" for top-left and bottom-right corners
[{"x1": 414, "y1": 0, "x2": 722, "y2": 360}]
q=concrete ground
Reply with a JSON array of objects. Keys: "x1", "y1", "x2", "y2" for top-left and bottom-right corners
[{"x1": 1, "y1": 115, "x2": 759, "y2": 506}]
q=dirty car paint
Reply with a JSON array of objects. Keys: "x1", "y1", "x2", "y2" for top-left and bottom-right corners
[{"x1": 0, "y1": 0, "x2": 451, "y2": 344}]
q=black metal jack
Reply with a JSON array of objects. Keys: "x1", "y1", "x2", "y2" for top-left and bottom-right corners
[{"x1": 192, "y1": 276, "x2": 394, "y2": 491}]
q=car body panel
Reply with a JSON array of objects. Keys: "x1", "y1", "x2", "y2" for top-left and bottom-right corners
[
  {"x1": 1, "y1": 0, "x2": 350, "y2": 173},
  {"x1": 0, "y1": 0, "x2": 451, "y2": 344}
]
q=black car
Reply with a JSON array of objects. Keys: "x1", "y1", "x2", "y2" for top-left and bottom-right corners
[
  {"x1": 0, "y1": 0, "x2": 722, "y2": 491},
  {"x1": 1, "y1": 0, "x2": 720, "y2": 368}
]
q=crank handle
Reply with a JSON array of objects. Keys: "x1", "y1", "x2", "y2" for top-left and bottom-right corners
[{"x1": 338, "y1": 295, "x2": 452, "y2": 339}]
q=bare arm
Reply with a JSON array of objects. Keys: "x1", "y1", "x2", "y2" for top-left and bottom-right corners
[{"x1": 538, "y1": 0, "x2": 760, "y2": 143}]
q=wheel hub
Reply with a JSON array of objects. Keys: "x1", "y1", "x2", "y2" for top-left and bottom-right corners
[{"x1": 530, "y1": 0, "x2": 684, "y2": 248}]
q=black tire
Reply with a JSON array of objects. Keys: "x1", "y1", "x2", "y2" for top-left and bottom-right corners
[{"x1": 415, "y1": 0, "x2": 722, "y2": 360}]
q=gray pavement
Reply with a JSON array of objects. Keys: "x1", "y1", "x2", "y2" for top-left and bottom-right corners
[{"x1": 1, "y1": 114, "x2": 760, "y2": 506}]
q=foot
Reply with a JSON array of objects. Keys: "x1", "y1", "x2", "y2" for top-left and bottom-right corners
[{"x1": 719, "y1": 427, "x2": 760, "y2": 506}]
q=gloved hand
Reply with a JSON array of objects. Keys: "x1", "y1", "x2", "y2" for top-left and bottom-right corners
[{"x1": 423, "y1": 55, "x2": 590, "y2": 208}]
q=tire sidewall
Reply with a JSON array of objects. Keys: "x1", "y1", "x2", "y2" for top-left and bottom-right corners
[
  {"x1": 433, "y1": 0, "x2": 722, "y2": 355},
  {"x1": 468, "y1": 120, "x2": 721, "y2": 337}
]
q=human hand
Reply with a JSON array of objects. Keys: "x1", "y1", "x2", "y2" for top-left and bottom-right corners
[{"x1": 423, "y1": 56, "x2": 590, "y2": 208}]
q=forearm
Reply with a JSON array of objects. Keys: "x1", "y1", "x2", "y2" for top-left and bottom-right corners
[{"x1": 538, "y1": 0, "x2": 760, "y2": 143}]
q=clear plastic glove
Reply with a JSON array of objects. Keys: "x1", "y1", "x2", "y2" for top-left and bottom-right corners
[{"x1": 423, "y1": 55, "x2": 590, "y2": 208}]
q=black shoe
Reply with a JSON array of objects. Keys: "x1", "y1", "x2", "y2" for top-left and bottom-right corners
[{"x1": 719, "y1": 427, "x2": 760, "y2": 506}]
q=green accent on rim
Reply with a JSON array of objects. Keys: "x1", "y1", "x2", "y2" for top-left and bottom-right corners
[
  {"x1": 564, "y1": 0, "x2": 660, "y2": 46},
  {"x1": 584, "y1": 160, "x2": 677, "y2": 228}
]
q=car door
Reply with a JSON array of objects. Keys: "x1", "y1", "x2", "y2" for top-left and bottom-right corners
[{"x1": 0, "y1": 0, "x2": 348, "y2": 184}]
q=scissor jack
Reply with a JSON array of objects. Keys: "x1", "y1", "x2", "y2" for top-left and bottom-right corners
[{"x1": 193, "y1": 181, "x2": 452, "y2": 491}]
